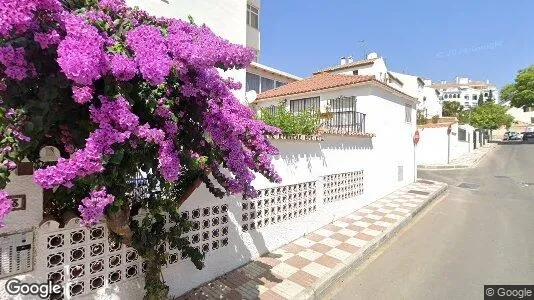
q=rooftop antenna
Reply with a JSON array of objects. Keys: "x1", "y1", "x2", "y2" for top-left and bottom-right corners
[{"x1": 358, "y1": 40, "x2": 367, "y2": 59}]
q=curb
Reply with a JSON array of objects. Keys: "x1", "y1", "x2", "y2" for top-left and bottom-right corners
[{"x1": 295, "y1": 184, "x2": 449, "y2": 300}]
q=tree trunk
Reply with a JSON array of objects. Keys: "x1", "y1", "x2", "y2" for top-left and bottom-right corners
[{"x1": 106, "y1": 205, "x2": 133, "y2": 246}]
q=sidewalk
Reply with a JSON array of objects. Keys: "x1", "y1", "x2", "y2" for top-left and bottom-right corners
[
  {"x1": 177, "y1": 179, "x2": 447, "y2": 300},
  {"x1": 418, "y1": 143, "x2": 498, "y2": 170}
]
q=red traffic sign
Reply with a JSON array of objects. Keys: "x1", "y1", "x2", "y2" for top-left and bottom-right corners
[{"x1": 413, "y1": 130, "x2": 420, "y2": 145}]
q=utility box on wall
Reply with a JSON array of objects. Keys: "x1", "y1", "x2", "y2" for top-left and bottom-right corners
[{"x1": 0, "y1": 231, "x2": 34, "y2": 278}]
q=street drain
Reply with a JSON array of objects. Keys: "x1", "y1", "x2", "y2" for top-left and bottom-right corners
[
  {"x1": 417, "y1": 180, "x2": 434, "y2": 185},
  {"x1": 521, "y1": 182, "x2": 534, "y2": 187},
  {"x1": 458, "y1": 183, "x2": 479, "y2": 190},
  {"x1": 408, "y1": 190, "x2": 430, "y2": 195},
  {"x1": 494, "y1": 175, "x2": 508, "y2": 179}
]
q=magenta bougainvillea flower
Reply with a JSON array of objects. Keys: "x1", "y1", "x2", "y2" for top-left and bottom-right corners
[
  {"x1": 0, "y1": 191, "x2": 13, "y2": 228},
  {"x1": 0, "y1": 0, "x2": 280, "y2": 231}
]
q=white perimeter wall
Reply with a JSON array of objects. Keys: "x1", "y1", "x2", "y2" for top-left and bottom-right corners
[
  {"x1": 0, "y1": 86, "x2": 419, "y2": 299},
  {"x1": 416, "y1": 123, "x2": 475, "y2": 165}
]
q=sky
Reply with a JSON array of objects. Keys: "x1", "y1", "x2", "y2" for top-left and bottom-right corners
[{"x1": 258, "y1": 0, "x2": 534, "y2": 88}]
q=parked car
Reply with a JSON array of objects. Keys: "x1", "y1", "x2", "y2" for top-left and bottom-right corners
[
  {"x1": 522, "y1": 132, "x2": 534, "y2": 142},
  {"x1": 504, "y1": 131, "x2": 522, "y2": 141}
]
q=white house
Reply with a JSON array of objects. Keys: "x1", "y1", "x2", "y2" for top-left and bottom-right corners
[
  {"x1": 315, "y1": 53, "x2": 442, "y2": 118},
  {"x1": 431, "y1": 77, "x2": 499, "y2": 108},
  {"x1": 389, "y1": 73, "x2": 443, "y2": 118},
  {"x1": 502, "y1": 101, "x2": 534, "y2": 125},
  {"x1": 314, "y1": 53, "x2": 404, "y2": 90},
  {"x1": 254, "y1": 72, "x2": 419, "y2": 196}
]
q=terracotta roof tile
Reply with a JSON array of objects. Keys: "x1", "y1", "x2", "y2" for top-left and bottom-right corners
[{"x1": 255, "y1": 73, "x2": 374, "y2": 101}]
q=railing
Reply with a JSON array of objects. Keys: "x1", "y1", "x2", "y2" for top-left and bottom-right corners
[
  {"x1": 322, "y1": 96, "x2": 366, "y2": 134},
  {"x1": 323, "y1": 111, "x2": 366, "y2": 133}
]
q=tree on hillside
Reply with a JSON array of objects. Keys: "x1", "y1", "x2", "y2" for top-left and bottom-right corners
[
  {"x1": 459, "y1": 108, "x2": 472, "y2": 124},
  {"x1": 501, "y1": 66, "x2": 534, "y2": 108},
  {"x1": 487, "y1": 90, "x2": 494, "y2": 102},
  {"x1": 470, "y1": 102, "x2": 514, "y2": 130},
  {"x1": 478, "y1": 93, "x2": 484, "y2": 106},
  {"x1": 442, "y1": 101, "x2": 463, "y2": 117}
]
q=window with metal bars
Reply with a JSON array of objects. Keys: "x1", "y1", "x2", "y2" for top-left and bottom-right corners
[
  {"x1": 324, "y1": 96, "x2": 366, "y2": 133},
  {"x1": 405, "y1": 103, "x2": 412, "y2": 123},
  {"x1": 289, "y1": 97, "x2": 320, "y2": 113}
]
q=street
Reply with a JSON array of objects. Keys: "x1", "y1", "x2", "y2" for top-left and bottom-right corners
[{"x1": 328, "y1": 143, "x2": 534, "y2": 300}]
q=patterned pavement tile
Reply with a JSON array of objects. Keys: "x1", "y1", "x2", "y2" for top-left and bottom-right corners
[
  {"x1": 319, "y1": 237, "x2": 343, "y2": 248},
  {"x1": 178, "y1": 180, "x2": 446, "y2": 300},
  {"x1": 315, "y1": 254, "x2": 342, "y2": 268},
  {"x1": 305, "y1": 232, "x2": 325, "y2": 242},
  {"x1": 288, "y1": 270, "x2": 318, "y2": 288},
  {"x1": 271, "y1": 280, "x2": 305, "y2": 299},
  {"x1": 284, "y1": 255, "x2": 312, "y2": 269},
  {"x1": 271, "y1": 262, "x2": 299, "y2": 278},
  {"x1": 302, "y1": 262, "x2": 332, "y2": 278},
  {"x1": 310, "y1": 242, "x2": 332, "y2": 254},
  {"x1": 298, "y1": 248, "x2": 323, "y2": 261},
  {"x1": 326, "y1": 248, "x2": 352, "y2": 261}
]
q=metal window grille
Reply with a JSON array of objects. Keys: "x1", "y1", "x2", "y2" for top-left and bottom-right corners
[
  {"x1": 405, "y1": 103, "x2": 412, "y2": 123},
  {"x1": 458, "y1": 128, "x2": 467, "y2": 141},
  {"x1": 324, "y1": 96, "x2": 365, "y2": 133},
  {"x1": 289, "y1": 97, "x2": 320, "y2": 113}
]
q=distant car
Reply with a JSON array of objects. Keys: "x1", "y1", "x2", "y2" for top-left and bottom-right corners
[
  {"x1": 522, "y1": 132, "x2": 534, "y2": 142},
  {"x1": 510, "y1": 132, "x2": 523, "y2": 140},
  {"x1": 504, "y1": 131, "x2": 522, "y2": 141}
]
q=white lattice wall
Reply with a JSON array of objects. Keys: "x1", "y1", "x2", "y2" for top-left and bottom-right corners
[
  {"x1": 176, "y1": 203, "x2": 230, "y2": 256},
  {"x1": 323, "y1": 170, "x2": 364, "y2": 203},
  {"x1": 240, "y1": 181, "x2": 317, "y2": 232},
  {"x1": 37, "y1": 219, "x2": 144, "y2": 299},
  {"x1": 1, "y1": 168, "x2": 368, "y2": 299}
]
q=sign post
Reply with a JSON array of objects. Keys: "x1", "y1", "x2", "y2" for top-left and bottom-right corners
[
  {"x1": 447, "y1": 125, "x2": 452, "y2": 164},
  {"x1": 413, "y1": 130, "x2": 419, "y2": 182}
]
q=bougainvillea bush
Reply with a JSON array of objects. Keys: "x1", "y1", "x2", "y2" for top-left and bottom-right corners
[{"x1": 0, "y1": 0, "x2": 281, "y2": 298}]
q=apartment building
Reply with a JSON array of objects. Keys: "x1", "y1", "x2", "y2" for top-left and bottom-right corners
[
  {"x1": 430, "y1": 77, "x2": 499, "y2": 108},
  {"x1": 125, "y1": 0, "x2": 299, "y2": 103}
]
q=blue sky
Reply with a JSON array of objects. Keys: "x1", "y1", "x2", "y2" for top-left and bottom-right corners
[{"x1": 259, "y1": 0, "x2": 534, "y2": 88}]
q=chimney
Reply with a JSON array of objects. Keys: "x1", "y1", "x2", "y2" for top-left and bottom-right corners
[
  {"x1": 347, "y1": 56, "x2": 354, "y2": 63},
  {"x1": 340, "y1": 57, "x2": 346, "y2": 65},
  {"x1": 486, "y1": 79, "x2": 490, "y2": 84}
]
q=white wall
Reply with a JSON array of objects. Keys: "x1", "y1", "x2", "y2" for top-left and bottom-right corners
[
  {"x1": 507, "y1": 106, "x2": 534, "y2": 124},
  {"x1": 416, "y1": 123, "x2": 475, "y2": 165},
  {"x1": 421, "y1": 86, "x2": 443, "y2": 117},
  {"x1": 1, "y1": 172, "x2": 43, "y2": 234}
]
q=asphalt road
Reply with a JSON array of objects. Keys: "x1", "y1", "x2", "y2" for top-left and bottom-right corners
[{"x1": 328, "y1": 143, "x2": 534, "y2": 300}]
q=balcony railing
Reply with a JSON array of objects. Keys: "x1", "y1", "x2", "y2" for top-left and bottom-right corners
[
  {"x1": 322, "y1": 96, "x2": 366, "y2": 134},
  {"x1": 323, "y1": 111, "x2": 366, "y2": 134}
]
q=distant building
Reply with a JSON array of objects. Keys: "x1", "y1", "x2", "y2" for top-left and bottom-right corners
[
  {"x1": 430, "y1": 77, "x2": 499, "y2": 108},
  {"x1": 502, "y1": 101, "x2": 534, "y2": 125},
  {"x1": 314, "y1": 52, "x2": 442, "y2": 117}
]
